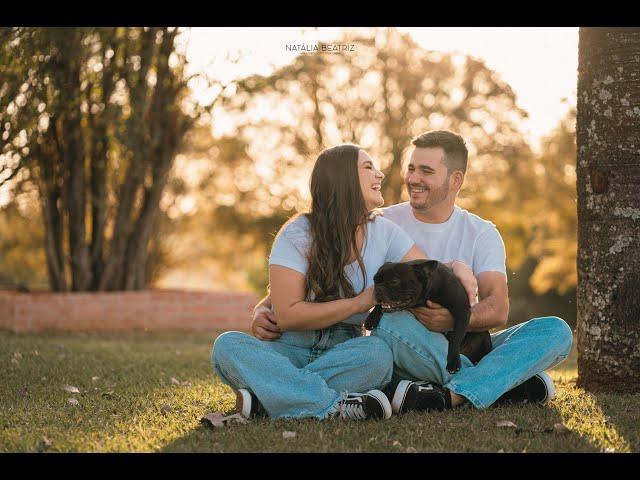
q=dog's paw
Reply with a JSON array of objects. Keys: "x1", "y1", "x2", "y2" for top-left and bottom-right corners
[{"x1": 446, "y1": 357, "x2": 461, "y2": 374}]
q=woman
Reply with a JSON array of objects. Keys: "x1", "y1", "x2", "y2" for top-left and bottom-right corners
[{"x1": 211, "y1": 144, "x2": 476, "y2": 420}]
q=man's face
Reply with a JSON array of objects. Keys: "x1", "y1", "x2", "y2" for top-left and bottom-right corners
[{"x1": 404, "y1": 147, "x2": 453, "y2": 211}]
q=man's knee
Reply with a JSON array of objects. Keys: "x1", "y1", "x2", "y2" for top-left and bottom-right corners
[
  {"x1": 375, "y1": 311, "x2": 422, "y2": 341},
  {"x1": 533, "y1": 316, "x2": 574, "y2": 355}
]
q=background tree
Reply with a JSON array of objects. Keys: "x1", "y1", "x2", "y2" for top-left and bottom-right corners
[
  {"x1": 199, "y1": 28, "x2": 536, "y2": 292},
  {"x1": 0, "y1": 27, "x2": 211, "y2": 291},
  {"x1": 577, "y1": 27, "x2": 640, "y2": 393}
]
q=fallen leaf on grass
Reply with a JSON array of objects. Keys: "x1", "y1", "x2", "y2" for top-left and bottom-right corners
[
  {"x1": 200, "y1": 412, "x2": 248, "y2": 428},
  {"x1": 496, "y1": 420, "x2": 518, "y2": 429},
  {"x1": 68, "y1": 397, "x2": 79, "y2": 406},
  {"x1": 36, "y1": 436, "x2": 52, "y2": 452},
  {"x1": 170, "y1": 377, "x2": 191, "y2": 387},
  {"x1": 62, "y1": 385, "x2": 80, "y2": 394},
  {"x1": 392, "y1": 440, "x2": 402, "y2": 447},
  {"x1": 282, "y1": 431, "x2": 297, "y2": 439},
  {"x1": 553, "y1": 423, "x2": 570, "y2": 435},
  {"x1": 91, "y1": 376, "x2": 100, "y2": 383}
]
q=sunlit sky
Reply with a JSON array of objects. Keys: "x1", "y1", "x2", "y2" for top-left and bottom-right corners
[{"x1": 181, "y1": 27, "x2": 578, "y2": 152}]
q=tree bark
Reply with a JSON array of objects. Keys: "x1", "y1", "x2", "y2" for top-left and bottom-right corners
[
  {"x1": 98, "y1": 27, "x2": 157, "y2": 291},
  {"x1": 577, "y1": 27, "x2": 640, "y2": 393}
]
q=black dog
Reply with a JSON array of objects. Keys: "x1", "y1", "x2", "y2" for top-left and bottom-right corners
[{"x1": 364, "y1": 259, "x2": 492, "y2": 374}]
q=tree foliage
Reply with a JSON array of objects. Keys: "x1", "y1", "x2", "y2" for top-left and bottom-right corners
[{"x1": 0, "y1": 27, "x2": 207, "y2": 291}]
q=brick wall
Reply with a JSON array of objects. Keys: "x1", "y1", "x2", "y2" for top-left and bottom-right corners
[{"x1": 0, "y1": 290, "x2": 259, "y2": 333}]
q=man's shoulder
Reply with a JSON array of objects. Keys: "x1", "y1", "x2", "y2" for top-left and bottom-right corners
[{"x1": 455, "y1": 206, "x2": 500, "y2": 236}]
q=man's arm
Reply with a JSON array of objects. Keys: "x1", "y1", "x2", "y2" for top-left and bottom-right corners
[{"x1": 467, "y1": 271, "x2": 509, "y2": 331}]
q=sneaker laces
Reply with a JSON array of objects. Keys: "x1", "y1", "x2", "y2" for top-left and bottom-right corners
[{"x1": 337, "y1": 393, "x2": 367, "y2": 420}]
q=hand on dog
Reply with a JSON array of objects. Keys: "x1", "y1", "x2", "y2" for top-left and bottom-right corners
[
  {"x1": 409, "y1": 301, "x2": 455, "y2": 333},
  {"x1": 449, "y1": 261, "x2": 478, "y2": 306},
  {"x1": 251, "y1": 306, "x2": 281, "y2": 341}
]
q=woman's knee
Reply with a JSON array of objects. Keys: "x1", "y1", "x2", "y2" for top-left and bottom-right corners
[
  {"x1": 211, "y1": 331, "x2": 246, "y2": 367},
  {"x1": 361, "y1": 336, "x2": 394, "y2": 384}
]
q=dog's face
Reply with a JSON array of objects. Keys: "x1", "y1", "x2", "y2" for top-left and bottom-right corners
[{"x1": 373, "y1": 261, "x2": 435, "y2": 312}]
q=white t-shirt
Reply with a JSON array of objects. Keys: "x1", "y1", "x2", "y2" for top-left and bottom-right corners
[
  {"x1": 382, "y1": 202, "x2": 507, "y2": 278},
  {"x1": 269, "y1": 214, "x2": 415, "y2": 326}
]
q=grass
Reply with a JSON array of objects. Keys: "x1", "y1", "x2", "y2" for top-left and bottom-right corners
[{"x1": 1, "y1": 329, "x2": 639, "y2": 453}]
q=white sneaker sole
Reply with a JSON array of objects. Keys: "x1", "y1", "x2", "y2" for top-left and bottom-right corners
[
  {"x1": 537, "y1": 372, "x2": 556, "y2": 403},
  {"x1": 237, "y1": 388, "x2": 252, "y2": 418},
  {"x1": 368, "y1": 389, "x2": 393, "y2": 419},
  {"x1": 391, "y1": 380, "x2": 413, "y2": 414}
]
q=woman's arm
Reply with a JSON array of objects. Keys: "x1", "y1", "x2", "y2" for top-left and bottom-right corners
[{"x1": 270, "y1": 265, "x2": 375, "y2": 331}]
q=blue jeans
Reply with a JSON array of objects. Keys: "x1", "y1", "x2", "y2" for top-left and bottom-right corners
[
  {"x1": 373, "y1": 313, "x2": 573, "y2": 409},
  {"x1": 211, "y1": 322, "x2": 393, "y2": 419}
]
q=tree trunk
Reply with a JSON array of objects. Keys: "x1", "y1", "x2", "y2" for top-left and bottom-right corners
[{"x1": 576, "y1": 27, "x2": 640, "y2": 393}]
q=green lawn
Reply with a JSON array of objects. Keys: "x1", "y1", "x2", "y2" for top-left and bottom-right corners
[{"x1": 1, "y1": 329, "x2": 638, "y2": 453}]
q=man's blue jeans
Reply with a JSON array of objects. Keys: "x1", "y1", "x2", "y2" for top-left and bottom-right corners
[
  {"x1": 211, "y1": 322, "x2": 393, "y2": 419},
  {"x1": 373, "y1": 313, "x2": 573, "y2": 409}
]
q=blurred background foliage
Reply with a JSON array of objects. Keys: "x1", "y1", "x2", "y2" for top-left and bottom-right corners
[{"x1": 0, "y1": 28, "x2": 577, "y2": 326}]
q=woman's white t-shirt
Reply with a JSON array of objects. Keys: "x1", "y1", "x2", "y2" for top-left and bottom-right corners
[{"x1": 268, "y1": 214, "x2": 415, "y2": 326}]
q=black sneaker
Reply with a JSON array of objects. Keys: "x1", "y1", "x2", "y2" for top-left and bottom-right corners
[
  {"x1": 335, "y1": 390, "x2": 392, "y2": 420},
  {"x1": 234, "y1": 388, "x2": 268, "y2": 418},
  {"x1": 391, "y1": 380, "x2": 452, "y2": 414},
  {"x1": 496, "y1": 372, "x2": 555, "y2": 405}
]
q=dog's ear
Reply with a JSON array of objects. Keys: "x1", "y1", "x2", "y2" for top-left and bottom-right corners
[{"x1": 417, "y1": 260, "x2": 440, "y2": 294}]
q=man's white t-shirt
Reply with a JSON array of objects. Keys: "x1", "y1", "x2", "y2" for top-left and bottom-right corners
[{"x1": 382, "y1": 202, "x2": 507, "y2": 278}]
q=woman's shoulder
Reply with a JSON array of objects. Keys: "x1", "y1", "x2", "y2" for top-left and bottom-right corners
[
  {"x1": 275, "y1": 213, "x2": 311, "y2": 241},
  {"x1": 368, "y1": 212, "x2": 402, "y2": 235}
]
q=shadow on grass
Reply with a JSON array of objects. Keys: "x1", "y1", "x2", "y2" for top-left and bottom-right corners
[
  {"x1": 3, "y1": 330, "x2": 636, "y2": 453},
  {"x1": 161, "y1": 342, "x2": 632, "y2": 453},
  {"x1": 160, "y1": 392, "x2": 601, "y2": 453}
]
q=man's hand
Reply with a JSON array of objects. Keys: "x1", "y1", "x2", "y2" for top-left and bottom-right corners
[
  {"x1": 251, "y1": 306, "x2": 282, "y2": 341},
  {"x1": 409, "y1": 300, "x2": 454, "y2": 333},
  {"x1": 450, "y1": 261, "x2": 478, "y2": 306}
]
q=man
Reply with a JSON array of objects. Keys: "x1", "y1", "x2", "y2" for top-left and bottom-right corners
[{"x1": 251, "y1": 130, "x2": 573, "y2": 413}]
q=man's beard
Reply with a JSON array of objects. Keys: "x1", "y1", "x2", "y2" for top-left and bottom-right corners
[{"x1": 407, "y1": 177, "x2": 450, "y2": 211}]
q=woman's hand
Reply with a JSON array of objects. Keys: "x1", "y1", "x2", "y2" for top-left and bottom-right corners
[
  {"x1": 354, "y1": 285, "x2": 377, "y2": 313},
  {"x1": 450, "y1": 260, "x2": 478, "y2": 306},
  {"x1": 251, "y1": 306, "x2": 282, "y2": 341}
]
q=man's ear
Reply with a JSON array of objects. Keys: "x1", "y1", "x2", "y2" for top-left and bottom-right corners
[{"x1": 450, "y1": 170, "x2": 464, "y2": 192}]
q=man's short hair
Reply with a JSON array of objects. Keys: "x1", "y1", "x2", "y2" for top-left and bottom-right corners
[{"x1": 411, "y1": 130, "x2": 468, "y2": 174}]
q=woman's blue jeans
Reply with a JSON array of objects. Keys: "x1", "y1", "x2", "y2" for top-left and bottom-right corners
[
  {"x1": 373, "y1": 313, "x2": 574, "y2": 409},
  {"x1": 211, "y1": 322, "x2": 393, "y2": 419}
]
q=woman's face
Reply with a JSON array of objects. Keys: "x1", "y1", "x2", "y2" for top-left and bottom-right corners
[{"x1": 358, "y1": 150, "x2": 385, "y2": 211}]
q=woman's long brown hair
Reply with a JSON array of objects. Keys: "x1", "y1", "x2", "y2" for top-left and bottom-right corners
[{"x1": 303, "y1": 144, "x2": 370, "y2": 302}]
